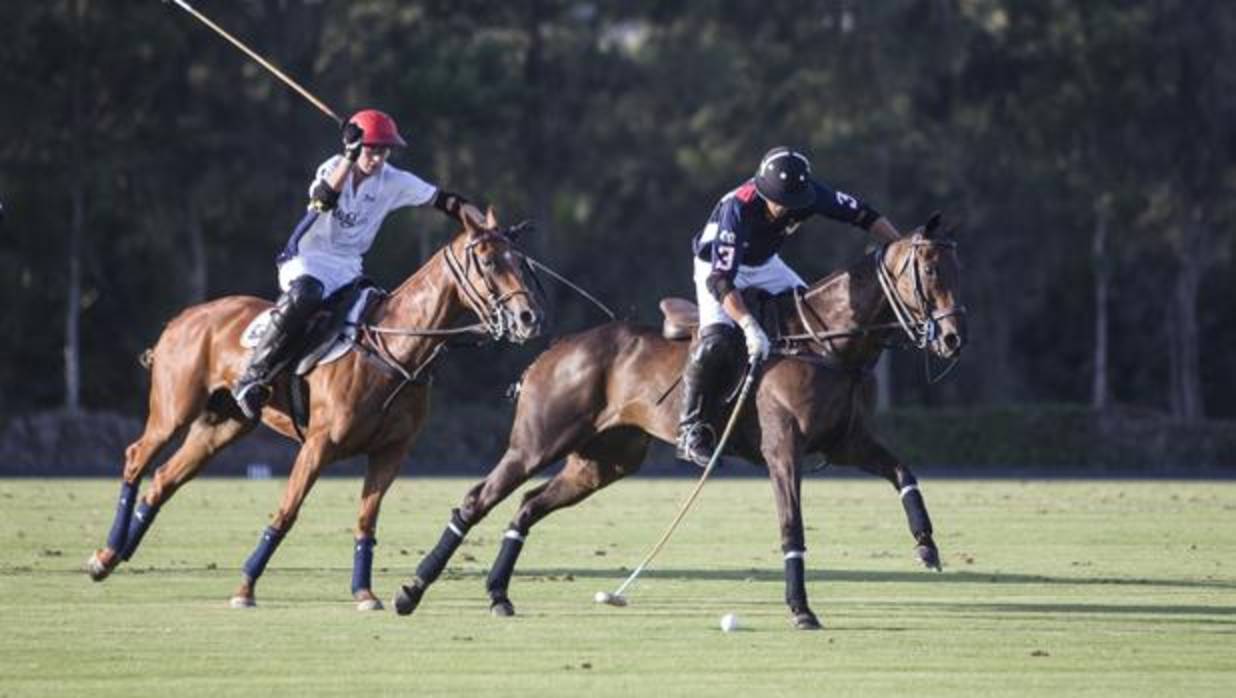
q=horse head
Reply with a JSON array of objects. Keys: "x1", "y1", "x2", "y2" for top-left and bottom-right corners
[
  {"x1": 878, "y1": 212, "x2": 967, "y2": 359},
  {"x1": 445, "y1": 209, "x2": 545, "y2": 343}
]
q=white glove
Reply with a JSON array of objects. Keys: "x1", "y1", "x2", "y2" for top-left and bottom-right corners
[{"x1": 738, "y1": 315, "x2": 770, "y2": 363}]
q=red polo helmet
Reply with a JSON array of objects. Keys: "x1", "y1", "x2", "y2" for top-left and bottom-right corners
[{"x1": 347, "y1": 109, "x2": 407, "y2": 148}]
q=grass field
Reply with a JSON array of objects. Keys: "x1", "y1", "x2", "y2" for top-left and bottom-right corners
[{"x1": 1, "y1": 476, "x2": 1234, "y2": 697}]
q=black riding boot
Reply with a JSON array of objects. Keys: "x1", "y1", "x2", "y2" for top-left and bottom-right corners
[
  {"x1": 676, "y1": 324, "x2": 737, "y2": 468},
  {"x1": 233, "y1": 276, "x2": 325, "y2": 420}
]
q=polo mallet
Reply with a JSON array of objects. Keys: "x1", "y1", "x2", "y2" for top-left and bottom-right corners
[
  {"x1": 162, "y1": 0, "x2": 343, "y2": 124},
  {"x1": 594, "y1": 355, "x2": 762, "y2": 607}
]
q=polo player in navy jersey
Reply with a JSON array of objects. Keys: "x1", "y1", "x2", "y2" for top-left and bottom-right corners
[{"x1": 677, "y1": 146, "x2": 903, "y2": 467}]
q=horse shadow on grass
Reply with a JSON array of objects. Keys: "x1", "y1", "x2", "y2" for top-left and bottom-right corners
[
  {"x1": 31, "y1": 563, "x2": 1235, "y2": 594},
  {"x1": 506, "y1": 566, "x2": 1236, "y2": 592}
]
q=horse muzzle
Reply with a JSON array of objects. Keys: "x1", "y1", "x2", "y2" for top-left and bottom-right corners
[
  {"x1": 507, "y1": 307, "x2": 544, "y2": 344},
  {"x1": 931, "y1": 310, "x2": 967, "y2": 359}
]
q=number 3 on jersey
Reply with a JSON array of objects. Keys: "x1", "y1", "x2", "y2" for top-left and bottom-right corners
[{"x1": 714, "y1": 244, "x2": 736, "y2": 271}]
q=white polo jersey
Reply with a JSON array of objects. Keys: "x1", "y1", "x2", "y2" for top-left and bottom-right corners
[{"x1": 278, "y1": 155, "x2": 437, "y2": 295}]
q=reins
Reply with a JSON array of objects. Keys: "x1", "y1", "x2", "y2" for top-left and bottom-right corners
[{"x1": 525, "y1": 257, "x2": 616, "y2": 320}]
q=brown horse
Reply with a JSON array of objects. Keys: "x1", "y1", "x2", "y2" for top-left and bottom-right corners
[
  {"x1": 85, "y1": 211, "x2": 544, "y2": 609},
  {"x1": 393, "y1": 213, "x2": 965, "y2": 629}
]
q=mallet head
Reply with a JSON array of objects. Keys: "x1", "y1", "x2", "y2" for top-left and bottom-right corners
[{"x1": 593, "y1": 590, "x2": 627, "y2": 607}]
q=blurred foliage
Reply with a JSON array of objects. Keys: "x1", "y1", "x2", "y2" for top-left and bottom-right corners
[
  {"x1": 874, "y1": 405, "x2": 1236, "y2": 473},
  {"x1": 0, "y1": 0, "x2": 1233, "y2": 430}
]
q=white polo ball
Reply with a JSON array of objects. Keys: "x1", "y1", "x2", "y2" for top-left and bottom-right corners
[
  {"x1": 594, "y1": 591, "x2": 611, "y2": 604},
  {"x1": 719, "y1": 613, "x2": 740, "y2": 632}
]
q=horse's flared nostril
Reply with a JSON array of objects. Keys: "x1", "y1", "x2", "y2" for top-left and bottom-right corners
[
  {"x1": 943, "y1": 332, "x2": 962, "y2": 352},
  {"x1": 518, "y1": 310, "x2": 536, "y2": 327}
]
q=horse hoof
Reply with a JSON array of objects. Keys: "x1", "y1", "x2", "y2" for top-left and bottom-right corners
[
  {"x1": 356, "y1": 598, "x2": 384, "y2": 612},
  {"x1": 915, "y1": 544, "x2": 942, "y2": 571},
  {"x1": 229, "y1": 596, "x2": 256, "y2": 609},
  {"x1": 353, "y1": 590, "x2": 384, "y2": 611},
  {"x1": 790, "y1": 609, "x2": 823, "y2": 630},
  {"x1": 392, "y1": 578, "x2": 425, "y2": 617},
  {"x1": 85, "y1": 550, "x2": 115, "y2": 582},
  {"x1": 490, "y1": 598, "x2": 515, "y2": 617}
]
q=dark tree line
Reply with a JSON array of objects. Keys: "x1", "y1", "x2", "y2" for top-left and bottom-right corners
[{"x1": 1, "y1": 0, "x2": 1234, "y2": 426}]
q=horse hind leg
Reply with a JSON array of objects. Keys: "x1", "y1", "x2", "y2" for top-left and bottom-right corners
[
  {"x1": 392, "y1": 446, "x2": 558, "y2": 617},
  {"x1": 126, "y1": 392, "x2": 256, "y2": 566},
  {"x1": 488, "y1": 431, "x2": 649, "y2": 617},
  {"x1": 830, "y1": 429, "x2": 941, "y2": 571},
  {"x1": 87, "y1": 374, "x2": 220, "y2": 581}
]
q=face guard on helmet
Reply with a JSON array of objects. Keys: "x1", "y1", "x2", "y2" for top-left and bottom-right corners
[
  {"x1": 753, "y1": 147, "x2": 816, "y2": 209},
  {"x1": 347, "y1": 109, "x2": 407, "y2": 148}
]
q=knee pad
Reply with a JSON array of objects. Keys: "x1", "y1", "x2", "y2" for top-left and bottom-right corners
[
  {"x1": 694, "y1": 324, "x2": 741, "y2": 366},
  {"x1": 277, "y1": 276, "x2": 326, "y2": 326},
  {"x1": 286, "y1": 276, "x2": 325, "y2": 308}
]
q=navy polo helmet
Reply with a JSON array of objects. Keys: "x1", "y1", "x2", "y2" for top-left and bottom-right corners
[{"x1": 753, "y1": 147, "x2": 816, "y2": 209}]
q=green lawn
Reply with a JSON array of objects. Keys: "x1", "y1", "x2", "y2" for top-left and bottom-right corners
[{"x1": 1, "y1": 477, "x2": 1233, "y2": 697}]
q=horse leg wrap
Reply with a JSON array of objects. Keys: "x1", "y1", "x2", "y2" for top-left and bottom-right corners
[
  {"x1": 351, "y1": 536, "x2": 377, "y2": 595},
  {"x1": 242, "y1": 526, "x2": 286, "y2": 583},
  {"x1": 120, "y1": 499, "x2": 161, "y2": 561},
  {"x1": 486, "y1": 527, "x2": 527, "y2": 600},
  {"x1": 105, "y1": 481, "x2": 140, "y2": 553},
  {"x1": 414, "y1": 509, "x2": 470, "y2": 586},
  {"x1": 899, "y1": 479, "x2": 934, "y2": 540},
  {"x1": 784, "y1": 550, "x2": 808, "y2": 612}
]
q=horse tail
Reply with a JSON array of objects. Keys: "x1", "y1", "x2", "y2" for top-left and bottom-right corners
[{"x1": 138, "y1": 348, "x2": 154, "y2": 371}]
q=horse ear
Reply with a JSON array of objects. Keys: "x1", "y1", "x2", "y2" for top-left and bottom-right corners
[
  {"x1": 925, "y1": 211, "x2": 943, "y2": 237},
  {"x1": 485, "y1": 207, "x2": 498, "y2": 230}
]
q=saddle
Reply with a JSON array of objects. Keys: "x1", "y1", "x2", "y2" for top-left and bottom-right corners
[
  {"x1": 240, "y1": 279, "x2": 386, "y2": 376},
  {"x1": 239, "y1": 279, "x2": 385, "y2": 435},
  {"x1": 659, "y1": 287, "x2": 797, "y2": 343}
]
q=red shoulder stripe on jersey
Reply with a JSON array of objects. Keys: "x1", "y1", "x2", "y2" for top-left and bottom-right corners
[{"x1": 735, "y1": 180, "x2": 758, "y2": 203}]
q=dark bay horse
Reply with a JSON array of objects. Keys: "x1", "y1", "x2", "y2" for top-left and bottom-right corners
[
  {"x1": 86, "y1": 211, "x2": 544, "y2": 609},
  {"x1": 394, "y1": 214, "x2": 965, "y2": 629}
]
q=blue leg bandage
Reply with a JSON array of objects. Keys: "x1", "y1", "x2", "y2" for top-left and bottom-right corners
[
  {"x1": 105, "y1": 481, "x2": 139, "y2": 552},
  {"x1": 242, "y1": 526, "x2": 286, "y2": 582},
  {"x1": 120, "y1": 499, "x2": 161, "y2": 561},
  {"x1": 351, "y1": 536, "x2": 377, "y2": 595}
]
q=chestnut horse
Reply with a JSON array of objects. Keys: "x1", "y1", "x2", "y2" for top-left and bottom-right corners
[
  {"x1": 86, "y1": 212, "x2": 544, "y2": 609},
  {"x1": 394, "y1": 214, "x2": 965, "y2": 629}
]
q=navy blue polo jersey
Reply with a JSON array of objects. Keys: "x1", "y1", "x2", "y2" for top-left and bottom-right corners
[{"x1": 692, "y1": 179, "x2": 879, "y2": 283}]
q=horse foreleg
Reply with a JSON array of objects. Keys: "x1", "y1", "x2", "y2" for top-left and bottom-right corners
[
  {"x1": 350, "y1": 444, "x2": 407, "y2": 611},
  {"x1": 830, "y1": 428, "x2": 941, "y2": 571},
  {"x1": 763, "y1": 428, "x2": 821, "y2": 630},
  {"x1": 487, "y1": 443, "x2": 645, "y2": 616},
  {"x1": 230, "y1": 436, "x2": 331, "y2": 608}
]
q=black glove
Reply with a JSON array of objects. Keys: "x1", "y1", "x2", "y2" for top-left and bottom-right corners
[{"x1": 342, "y1": 122, "x2": 364, "y2": 162}]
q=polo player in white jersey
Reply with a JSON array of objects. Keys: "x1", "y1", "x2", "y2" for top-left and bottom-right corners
[{"x1": 233, "y1": 109, "x2": 485, "y2": 419}]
